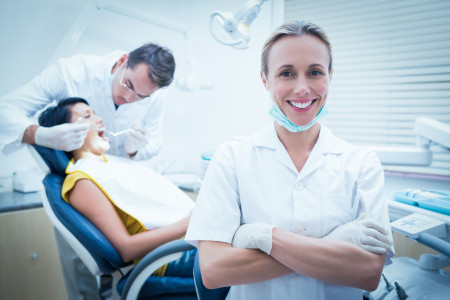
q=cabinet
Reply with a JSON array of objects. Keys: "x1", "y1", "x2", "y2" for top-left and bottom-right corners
[{"x1": 0, "y1": 207, "x2": 68, "y2": 299}]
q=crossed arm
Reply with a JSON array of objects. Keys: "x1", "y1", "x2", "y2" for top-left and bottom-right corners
[
  {"x1": 199, "y1": 228, "x2": 385, "y2": 291},
  {"x1": 69, "y1": 179, "x2": 190, "y2": 262}
]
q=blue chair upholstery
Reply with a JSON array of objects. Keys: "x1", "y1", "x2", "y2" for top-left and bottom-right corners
[
  {"x1": 193, "y1": 251, "x2": 229, "y2": 300},
  {"x1": 43, "y1": 173, "x2": 126, "y2": 273},
  {"x1": 33, "y1": 144, "x2": 70, "y2": 175},
  {"x1": 33, "y1": 145, "x2": 197, "y2": 299}
]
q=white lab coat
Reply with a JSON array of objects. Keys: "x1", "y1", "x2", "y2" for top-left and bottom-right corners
[
  {"x1": 186, "y1": 122, "x2": 394, "y2": 300},
  {"x1": 0, "y1": 51, "x2": 167, "y2": 161}
]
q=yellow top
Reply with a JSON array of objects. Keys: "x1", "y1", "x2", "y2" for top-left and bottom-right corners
[{"x1": 62, "y1": 171, "x2": 167, "y2": 276}]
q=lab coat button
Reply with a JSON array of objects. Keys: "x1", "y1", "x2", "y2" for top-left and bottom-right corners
[
  {"x1": 295, "y1": 182, "x2": 304, "y2": 189},
  {"x1": 294, "y1": 226, "x2": 304, "y2": 234}
]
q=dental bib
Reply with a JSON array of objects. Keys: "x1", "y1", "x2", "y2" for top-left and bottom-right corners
[
  {"x1": 66, "y1": 155, "x2": 194, "y2": 230},
  {"x1": 269, "y1": 103, "x2": 329, "y2": 132}
]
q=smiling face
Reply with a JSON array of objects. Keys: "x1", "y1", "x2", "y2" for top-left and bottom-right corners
[
  {"x1": 111, "y1": 59, "x2": 158, "y2": 106},
  {"x1": 262, "y1": 34, "x2": 332, "y2": 128},
  {"x1": 70, "y1": 102, "x2": 110, "y2": 156}
]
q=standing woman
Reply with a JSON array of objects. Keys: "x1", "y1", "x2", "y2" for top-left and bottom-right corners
[{"x1": 186, "y1": 21, "x2": 393, "y2": 299}]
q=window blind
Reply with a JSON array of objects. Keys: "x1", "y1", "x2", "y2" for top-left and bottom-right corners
[{"x1": 284, "y1": 0, "x2": 450, "y2": 176}]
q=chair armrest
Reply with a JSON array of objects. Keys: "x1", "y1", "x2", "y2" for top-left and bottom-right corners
[
  {"x1": 121, "y1": 239, "x2": 195, "y2": 300},
  {"x1": 194, "y1": 251, "x2": 230, "y2": 300}
]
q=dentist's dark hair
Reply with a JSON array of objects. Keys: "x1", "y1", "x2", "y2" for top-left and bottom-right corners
[
  {"x1": 38, "y1": 97, "x2": 89, "y2": 128},
  {"x1": 128, "y1": 42, "x2": 176, "y2": 88}
]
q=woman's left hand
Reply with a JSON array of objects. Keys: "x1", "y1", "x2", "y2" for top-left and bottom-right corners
[{"x1": 323, "y1": 218, "x2": 393, "y2": 254}]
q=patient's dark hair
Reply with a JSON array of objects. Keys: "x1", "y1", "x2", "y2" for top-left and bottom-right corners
[{"x1": 38, "y1": 97, "x2": 88, "y2": 128}]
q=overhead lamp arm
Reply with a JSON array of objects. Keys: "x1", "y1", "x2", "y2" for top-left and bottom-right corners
[
  {"x1": 209, "y1": 12, "x2": 247, "y2": 47},
  {"x1": 234, "y1": 0, "x2": 267, "y2": 26},
  {"x1": 209, "y1": 0, "x2": 269, "y2": 50}
]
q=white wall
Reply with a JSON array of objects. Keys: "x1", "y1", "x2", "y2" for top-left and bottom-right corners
[
  {"x1": 0, "y1": 0, "x2": 284, "y2": 179},
  {"x1": 0, "y1": 0, "x2": 91, "y2": 179},
  {"x1": 0, "y1": 0, "x2": 90, "y2": 94}
]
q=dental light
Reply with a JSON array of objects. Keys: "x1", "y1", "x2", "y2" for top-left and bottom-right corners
[
  {"x1": 375, "y1": 117, "x2": 450, "y2": 166},
  {"x1": 209, "y1": 0, "x2": 269, "y2": 50}
]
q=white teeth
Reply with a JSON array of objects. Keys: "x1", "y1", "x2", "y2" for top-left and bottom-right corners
[
  {"x1": 289, "y1": 100, "x2": 313, "y2": 108},
  {"x1": 92, "y1": 127, "x2": 105, "y2": 133}
]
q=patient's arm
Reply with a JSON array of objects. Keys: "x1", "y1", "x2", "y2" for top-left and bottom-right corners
[
  {"x1": 198, "y1": 240, "x2": 293, "y2": 289},
  {"x1": 70, "y1": 179, "x2": 190, "y2": 262}
]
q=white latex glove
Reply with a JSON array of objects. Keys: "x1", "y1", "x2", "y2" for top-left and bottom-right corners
[
  {"x1": 324, "y1": 217, "x2": 393, "y2": 254},
  {"x1": 35, "y1": 118, "x2": 89, "y2": 151},
  {"x1": 232, "y1": 223, "x2": 276, "y2": 255},
  {"x1": 124, "y1": 124, "x2": 150, "y2": 155}
]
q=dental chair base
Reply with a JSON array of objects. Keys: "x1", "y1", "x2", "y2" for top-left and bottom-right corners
[
  {"x1": 365, "y1": 256, "x2": 450, "y2": 300},
  {"x1": 33, "y1": 145, "x2": 197, "y2": 299}
]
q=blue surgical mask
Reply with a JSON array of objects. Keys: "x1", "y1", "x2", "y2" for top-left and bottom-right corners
[
  {"x1": 108, "y1": 71, "x2": 116, "y2": 87},
  {"x1": 269, "y1": 102, "x2": 329, "y2": 132}
]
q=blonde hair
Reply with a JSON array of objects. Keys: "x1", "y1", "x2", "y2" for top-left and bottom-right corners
[{"x1": 261, "y1": 20, "x2": 332, "y2": 76}]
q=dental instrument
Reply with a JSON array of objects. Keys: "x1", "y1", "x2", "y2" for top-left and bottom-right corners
[
  {"x1": 92, "y1": 128, "x2": 133, "y2": 137},
  {"x1": 106, "y1": 129, "x2": 133, "y2": 137}
]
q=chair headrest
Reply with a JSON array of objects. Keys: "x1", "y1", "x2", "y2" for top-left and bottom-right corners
[{"x1": 33, "y1": 145, "x2": 70, "y2": 175}]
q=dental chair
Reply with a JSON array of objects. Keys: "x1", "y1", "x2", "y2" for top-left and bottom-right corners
[
  {"x1": 31, "y1": 145, "x2": 197, "y2": 299},
  {"x1": 193, "y1": 251, "x2": 230, "y2": 300}
]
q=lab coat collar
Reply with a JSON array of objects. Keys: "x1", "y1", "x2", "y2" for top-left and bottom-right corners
[
  {"x1": 297, "y1": 124, "x2": 345, "y2": 180},
  {"x1": 313, "y1": 124, "x2": 345, "y2": 155},
  {"x1": 252, "y1": 122, "x2": 344, "y2": 154},
  {"x1": 252, "y1": 122, "x2": 345, "y2": 176},
  {"x1": 252, "y1": 121, "x2": 283, "y2": 149}
]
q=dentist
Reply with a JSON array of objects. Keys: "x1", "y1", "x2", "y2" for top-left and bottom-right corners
[
  {"x1": 0, "y1": 42, "x2": 175, "y2": 160},
  {"x1": 0, "y1": 42, "x2": 175, "y2": 300}
]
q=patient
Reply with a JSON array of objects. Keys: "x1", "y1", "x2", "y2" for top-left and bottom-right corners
[{"x1": 38, "y1": 97, "x2": 196, "y2": 280}]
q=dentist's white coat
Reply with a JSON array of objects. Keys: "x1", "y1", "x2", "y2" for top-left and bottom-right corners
[
  {"x1": 0, "y1": 51, "x2": 166, "y2": 161},
  {"x1": 186, "y1": 123, "x2": 394, "y2": 300}
]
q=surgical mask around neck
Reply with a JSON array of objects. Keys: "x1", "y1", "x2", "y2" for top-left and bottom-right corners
[
  {"x1": 269, "y1": 102, "x2": 329, "y2": 132},
  {"x1": 108, "y1": 71, "x2": 116, "y2": 87}
]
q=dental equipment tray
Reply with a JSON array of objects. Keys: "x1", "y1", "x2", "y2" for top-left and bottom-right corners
[{"x1": 392, "y1": 189, "x2": 450, "y2": 215}]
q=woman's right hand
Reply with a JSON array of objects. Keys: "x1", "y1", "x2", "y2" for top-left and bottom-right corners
[{"x1": 231, "y1": 223, "x2": 276, "y2": 254}]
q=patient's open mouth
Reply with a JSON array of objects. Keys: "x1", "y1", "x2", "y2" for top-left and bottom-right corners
[{"x1": 92, "y1": 127, "x2": 107, "y2": 139}]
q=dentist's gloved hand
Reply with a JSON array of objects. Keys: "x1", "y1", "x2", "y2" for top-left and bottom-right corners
[
  {"x1": 124, "y1": 124, "x2": 150, "y2": 155},
  {"x1": 324, "y1": 217, "x2": 393, "y2": 254},
  {"x1": 232, "y1": 223, "x2": 276, "y2": 255},
  {"x1": 35, "y1": 118, "x2": 89, "y2": 151}
]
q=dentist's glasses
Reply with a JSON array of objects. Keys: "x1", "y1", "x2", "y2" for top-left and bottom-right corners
[{"x1": 119, "y1": 62, "x2": 150, "y2": 103}]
